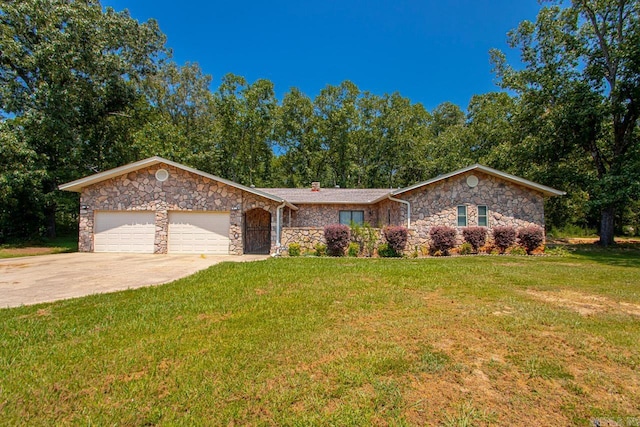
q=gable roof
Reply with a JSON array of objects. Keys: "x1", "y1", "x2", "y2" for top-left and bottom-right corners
[
  {"x1": 257, "y1": 188, "x2": 392, "y2": 204},
  {"x1": 58, "y1": 156, "x2": 298, "y2": 209},
  {"x1": 387, "y1": 164, "x2": 566, "y2": 198}
]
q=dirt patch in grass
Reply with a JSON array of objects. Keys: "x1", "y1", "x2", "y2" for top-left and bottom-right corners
[{"x1": 525, "y1": 289, "x2": 640, "y2": 317}]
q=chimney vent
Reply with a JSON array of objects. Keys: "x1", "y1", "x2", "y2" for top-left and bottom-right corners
[{"x1": 311, "y1": 181, "x2": 321, "y2": 192}]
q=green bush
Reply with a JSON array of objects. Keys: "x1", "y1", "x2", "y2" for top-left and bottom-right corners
[
  {"x1": 507, "y1": 246, "x2": 527, "y2": 256},
  {"x1": 347, "y1": 242, "x2": 360, "y2": 257},
  {"x1": 314, "y1": 243, "x2": 327, "y2": 257},
  {"x1": 288, "y1": 243, "x2": 301, "y2": 257},
  {"x1": 377, "y1": 243, "x2": 399, "y2": 258},
  {"x1": 459, "y1": 242, "x2": 474, "y2": 255},
  {"x1": 545, "y1": 246, "x2": 570, "y2": 256},
  {"x1": 350, "y1": 222, "x2": 378, "y2": 257}
]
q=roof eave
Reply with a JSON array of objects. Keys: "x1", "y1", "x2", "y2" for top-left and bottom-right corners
[
  {"x1": 391, "y1": 164, "x2": 566, "y2": 197},
  {"x1": 58, "y1": 156, "x2": 301, "y2": 208}
]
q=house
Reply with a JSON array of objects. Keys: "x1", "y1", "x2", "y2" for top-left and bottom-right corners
[{"x1": 59, "y1": 156, "x2": 565, "y2": 254}]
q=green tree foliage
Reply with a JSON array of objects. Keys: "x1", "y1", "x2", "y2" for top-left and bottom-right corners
[
  {"x1": 134, "y1": 62, "x2": 218, "y2": 170},
  {"x1": 214, "y1": 74, "x2": 276, "y2": 186},
  {"x1": 491, "y1": 0, "x2": 640, "y2": 245},
  {"x1": 0, "y1": 0, "x2": 167, "y2": 237}
]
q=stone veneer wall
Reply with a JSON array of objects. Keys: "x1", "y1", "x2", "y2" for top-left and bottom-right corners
[
  {"x1": 281, "y1": 227, "x2": 325, "y2": 251},
  {"x1": 404, "y1": 171, "x2": 545, "y2": 249},
  {"x1": 281, "y1": 227, "x2": 385, "y2": 253},
  {"x1": 287, "y1": 204, "x2": 380, "y2": 228},
  {"x1": 281, "y1": 172, "x2": 546, "y2": 254},
  {"x1": 79, "y1": 163, "x2": 280, "y2": 254}
]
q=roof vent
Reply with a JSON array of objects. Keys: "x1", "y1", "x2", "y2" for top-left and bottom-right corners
[{"x1": 311, "y1": 182, "x2": 321, "y2": 192}]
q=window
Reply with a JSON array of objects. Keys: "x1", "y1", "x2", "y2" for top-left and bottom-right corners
[
  {"x1": 478, "y1": 205, "x2": 488, "y2": 227},
  {"x1": 339, "y1": 210, "x2": 364, "y2": 226},
  {"x1": 457, "y1": 205, "x2": 467, "y2": 227}
]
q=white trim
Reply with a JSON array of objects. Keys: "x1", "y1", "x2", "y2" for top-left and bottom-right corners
[
  {"x1": 392, "y1": 164, "x2": 566, "y2": 197},
  {"x1": 59, "y1": 156, "x2": 298, "y2": 210}
]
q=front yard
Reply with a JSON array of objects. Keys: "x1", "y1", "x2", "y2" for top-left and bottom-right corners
[{"x1": 1, "y1": 246, "x2": 639, "y2": 425}]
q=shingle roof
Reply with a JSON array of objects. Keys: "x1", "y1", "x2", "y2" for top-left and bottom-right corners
[
  {"x1": 256, "y1": 188, "x2": 392, "y2": 204},
  {"x1": 392, "y1": 164, "x2": 566, "y2": 197}
]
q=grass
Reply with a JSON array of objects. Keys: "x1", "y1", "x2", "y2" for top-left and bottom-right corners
[
  {"x1": 0, "y1": 235, "x2": 78, "y2": 258},
  {"x1": 1, "y1": 246, "x2": 639, "y2": 425}
]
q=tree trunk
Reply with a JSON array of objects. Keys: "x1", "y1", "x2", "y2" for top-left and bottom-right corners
[
  {"x1": 44, "y1": 203, "x2": 56, "y2": 239},
  {"x1": 598, "y1": 206, "x2": 615, "y2": 246}
]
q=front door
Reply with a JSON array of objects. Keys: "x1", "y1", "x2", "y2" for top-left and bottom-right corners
[{"x1": 244, "y1": 209, "x2": 271, "y2": 254}]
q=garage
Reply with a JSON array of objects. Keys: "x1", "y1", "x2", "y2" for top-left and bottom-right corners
[
  {"x1": 94, "y1": 211, "x2": 156, "y2": 253},
  {"x1": 168, "y1": 211, "x2": 230, "y2": 254}
]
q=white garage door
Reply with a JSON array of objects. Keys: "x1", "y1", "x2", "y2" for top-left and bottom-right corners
[
  {"x1": 168, "y1": 211, "x2": 230, "y2": 254},
  {"x1": 94, "y1": 211, "x2": 156, "y2": 253}
]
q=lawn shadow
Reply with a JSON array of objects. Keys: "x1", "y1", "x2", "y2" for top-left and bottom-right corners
[{"x1": 571, "y1": 243, "x2": 640, "y2": 268}]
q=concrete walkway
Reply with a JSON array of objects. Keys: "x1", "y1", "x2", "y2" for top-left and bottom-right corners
[{"x1": 0, "y1": 252, "x2": 268, "y2": 308}]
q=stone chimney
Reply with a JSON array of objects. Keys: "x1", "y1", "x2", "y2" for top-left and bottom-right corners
[{"x1": 311, "y1": 181, "x2": 321, "y2": 192}]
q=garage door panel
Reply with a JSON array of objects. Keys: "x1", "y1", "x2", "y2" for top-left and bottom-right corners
[
  {"x1": 94, "y1": 212, "x2": 155, "y2": 253},
  {"x1": 168, "y1": 212, "x2": 230, "y2": 254}
]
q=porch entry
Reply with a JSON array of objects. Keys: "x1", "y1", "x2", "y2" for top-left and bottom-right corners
[{"x1": 244, "y1": 208, "x2": 271, "y2": 254}]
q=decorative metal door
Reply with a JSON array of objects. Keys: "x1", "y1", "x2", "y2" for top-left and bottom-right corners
[{"x1": 244, "y1": 209, "x2": 271, "y2": 254}]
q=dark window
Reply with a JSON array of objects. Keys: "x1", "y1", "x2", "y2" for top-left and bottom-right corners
[{"x1": 339, "y1": 210, "x2": 364, "y2": 226}]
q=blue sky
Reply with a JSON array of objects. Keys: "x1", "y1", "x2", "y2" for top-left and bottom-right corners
[{"x1": 102, "y1": 0, "x2": 541, "y2": 111}]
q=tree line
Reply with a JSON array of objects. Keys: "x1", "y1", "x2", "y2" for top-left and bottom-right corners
[{"x1": 1, "y1": 0, "x2": 638, "y2": 244}]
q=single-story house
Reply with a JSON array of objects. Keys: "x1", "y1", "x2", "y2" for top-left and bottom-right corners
[{"x1": 59, "y1": 156, "x2": 565, "y2": 255}]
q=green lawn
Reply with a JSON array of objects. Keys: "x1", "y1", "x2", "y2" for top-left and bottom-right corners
[
  {"x1": 1, "y1": 248, "x2": 639, "y2": 425},
  {"x1": 0, "y1": 235, "x2": 78, "y2": 259}
]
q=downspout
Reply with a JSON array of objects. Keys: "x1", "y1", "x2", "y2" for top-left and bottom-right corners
[
  {"x1": 388, "y1": 196, "x2": 411, "y2": 229},
  {"x1": 275, "y1": 201, "x2": 286, "y2": 250}
]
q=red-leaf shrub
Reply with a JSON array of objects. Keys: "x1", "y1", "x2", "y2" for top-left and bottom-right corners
[
  {"x1": 462, "y1": 227, "x2": 486, "y2": 251},
  {"x1": 383, "y1": 226, "x2": 408, "y2": 255},
  {"x1": 518, "y1": 225, "x2": 544, "y2": 254},
  {"x1": 429, "y1": 226, "x2": 456, "y2": 255},
  {"x1": 492, "y1": 226, "x2": 516, "y2": 252},
  {"x1": 324, "y1": 224, "x2": 351, "y2": 256}
]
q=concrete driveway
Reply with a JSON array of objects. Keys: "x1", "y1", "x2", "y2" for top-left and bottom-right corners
[{"x1": 0, "y1": 252, "x2": 268, "y2": 308}]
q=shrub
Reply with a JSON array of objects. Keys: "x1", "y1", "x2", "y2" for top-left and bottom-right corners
[
  {"x1": 507, "y1": 246, "x2": 527, "y2": 256},
  {"x1": 492, "y1": 226, "x2": 516, "y2": 253},
  {"x1": 459, "y1": 242, "x2": 474, "y2": 255},
  {"x1": 323, "y1": 224, "x2": 350, "y2": 256},
  {"x1": 429, "y1": 226, "x2": 456, "y2": 255},
  {"x1": 314, "y1": 243, "x2": 327, "y2": 257},
  {"x1": 351, "y1": 222, "x2": 377, "y2": 257},
  {"x1": 462, "y1": 227, "x2": 486, "y2": 251},
  {"x1": 288, "y1": 243, "x2": 301, "y2": 257},
  {"x1": 347, "y1": 242, "x2": 360, "y2": 257},
  {"x1": 377, "y1": 243, "x2": 399, "y2": 258},
  {"x1": 518, "y1": 225, "x2": 544, "y2": 254},
  {"x1": 383, "y1": 226, "x2": 408, "y2": 254},
  {"x1": 545, "y1": 246, "x2": 570, "y2": 256}
]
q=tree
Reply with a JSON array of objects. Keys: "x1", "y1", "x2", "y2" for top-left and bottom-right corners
[
  {"x1": 491, "y1": 0, "x2": 640, "y2": 245},
  {"x1": 313, "y1": 81, "x2": 360, "y2": 188},
  {"x1": 134, "y1": 62, "x2": 218, "y2": 171},
  {"x1": 0, "y1": 0, "x2": 167, "y2": 237},
  {"x1": 214, "y1": 74, "x2": 277, "y2": 186},
  {"x1": 273, "y1": 88, "x2": 318, "y2": 187}
]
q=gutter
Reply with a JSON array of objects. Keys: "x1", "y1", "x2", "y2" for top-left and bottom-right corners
[{"x1": 388, "y1": 196, "x2": 411, "y2": 229}]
